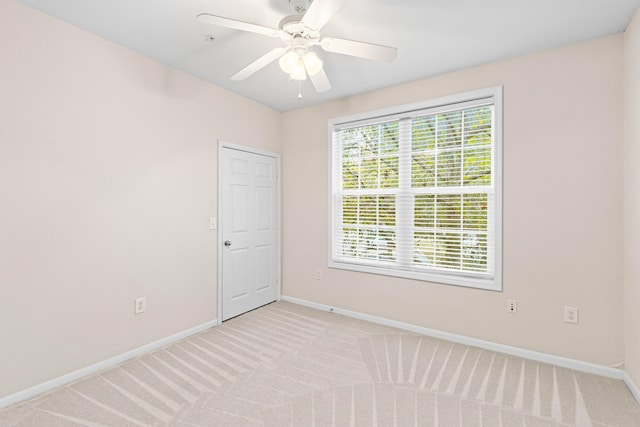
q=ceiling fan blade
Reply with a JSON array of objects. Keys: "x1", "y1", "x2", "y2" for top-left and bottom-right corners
[
  {"x1": 197, "y1": 13, "x2": 279, "y2": 37},
  {"x1": 321, "y1": 37, "x2": 397, "y2": 62},
  {"x1": 231, "y1": 47, "x2": 287, "y2": 81},
  {"x1": 300, "y1": 0, "x2": 346, "y2": 30},
  {"x1": 309, "y1": 67, "x2": 332, "y2": 93}
]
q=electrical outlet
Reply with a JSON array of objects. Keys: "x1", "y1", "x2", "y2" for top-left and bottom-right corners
[
  {"x1": 564, "y1": 306, "x2": 578, "y2": 324},
  {"x1": 507, "y1": 299, "x2": 517, "y2": 314},
  {"x1": 134, "y1": 297, "x2": 146, "y2": 314},
  {"x1": 315, "y1": 269, "x2": 322, "y2": 280}
]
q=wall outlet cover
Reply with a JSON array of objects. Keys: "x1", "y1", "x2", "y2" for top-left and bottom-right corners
[
  {"x1": 134, "y1": 297, "x2": 146, "y2": 314},
  {"x1": 564, "y1": 306, "x2": 578, "y2": 324}
]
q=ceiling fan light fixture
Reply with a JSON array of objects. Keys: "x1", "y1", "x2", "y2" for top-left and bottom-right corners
[{"x1": 303, "y1": 51, "x2": 323, "y2": 76}]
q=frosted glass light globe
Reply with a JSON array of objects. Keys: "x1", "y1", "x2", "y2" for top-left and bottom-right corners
[
  {"x1": 303, "y1": 51, "x2": 323, "y2": 76},
  {"x1": 289, "y1": 58, "x2": 307, "y2": 80},
  {"x1": 278, "y1": 51, "x2": 298, "y2": 74}
]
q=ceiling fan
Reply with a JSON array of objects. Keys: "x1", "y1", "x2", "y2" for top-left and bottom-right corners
[{"x1": 197, "y1": 0, "x2": 397, "y2": 94}]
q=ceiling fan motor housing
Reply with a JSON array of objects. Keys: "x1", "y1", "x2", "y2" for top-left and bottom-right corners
[{"x1": 279, "y1": 14, "x2": 320, "y2": 43}]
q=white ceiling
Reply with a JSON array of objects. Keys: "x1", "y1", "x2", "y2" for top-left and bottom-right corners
[{"x1": 15, "y1": 0, "x2": 640, "y2": 112}]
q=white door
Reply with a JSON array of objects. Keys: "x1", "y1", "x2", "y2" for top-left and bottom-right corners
[{"x1": 220, "y1": 145, "x2": 279, "y2": 321}]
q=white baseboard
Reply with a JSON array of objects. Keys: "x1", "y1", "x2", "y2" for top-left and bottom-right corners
[
  {"x1": 0, "y1": 319, "x2": 218, "y2": 410},
  {"x1": 4, "y1": 299, "x2": 639, "y2": 410},
  {"x1": 280, "y1": 295, "x2": 627, "y2": 382},
  {"x1": 625, "y1": 371, "x2": 640, "y2": 404}
]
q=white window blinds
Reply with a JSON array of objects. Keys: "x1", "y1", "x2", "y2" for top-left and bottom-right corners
[{"x1": 329, "y1": 87, "x2": 502, "y2": 290}]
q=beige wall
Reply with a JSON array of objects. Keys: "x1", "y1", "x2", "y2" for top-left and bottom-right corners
[
  {"x1": 1, "y1": 0, "x2": 634, "y2": 403},
  {"x1": 0, "y1": 1, "x2": 281, "y2": 398},
  {"x1": 624, "y1": 9, "x2": 640, "y2": 388},
  {"x1": 282, "y1": 34, "x2": 625, "y2": 366}
]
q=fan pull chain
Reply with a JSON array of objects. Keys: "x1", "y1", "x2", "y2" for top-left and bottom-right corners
[{"x1": 297, "y1": 79, "x2": 303, "y2": 99}]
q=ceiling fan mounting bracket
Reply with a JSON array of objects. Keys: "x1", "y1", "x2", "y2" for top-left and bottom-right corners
[{"x1": 288, "y1": 0, "x2": 313, "y2": 15}]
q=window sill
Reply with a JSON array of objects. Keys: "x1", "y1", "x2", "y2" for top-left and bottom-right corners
[{"x1": 328, "y1": 259, "x2": 502, "y2": 291}]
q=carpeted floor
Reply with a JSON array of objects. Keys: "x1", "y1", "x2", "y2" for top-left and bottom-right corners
[{"x1": 1, "y1": 301, "x2": 639, "y2": 426}]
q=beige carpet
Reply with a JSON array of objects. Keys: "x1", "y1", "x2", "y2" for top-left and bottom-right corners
[{"x1": 1, "y1": 301, "x2": 639, "y2": 426}]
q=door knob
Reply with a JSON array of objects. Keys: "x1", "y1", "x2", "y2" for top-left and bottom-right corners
[{"x1": 224, "y1": 240, "x2": 232, "y2": 247}]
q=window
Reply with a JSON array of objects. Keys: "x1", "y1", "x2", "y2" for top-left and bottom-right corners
[{"x1": 329, "y1": 87, "x2": 502, "y2": 290}]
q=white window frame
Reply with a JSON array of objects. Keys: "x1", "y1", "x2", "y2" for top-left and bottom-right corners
[{"x1": 328, "y1": 87, "x2": 503, "y2": 291}]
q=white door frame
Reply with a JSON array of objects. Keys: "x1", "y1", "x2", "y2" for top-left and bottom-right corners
[{"x1": 217, "y1": 140, "x2": 281, "y2": 324}]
